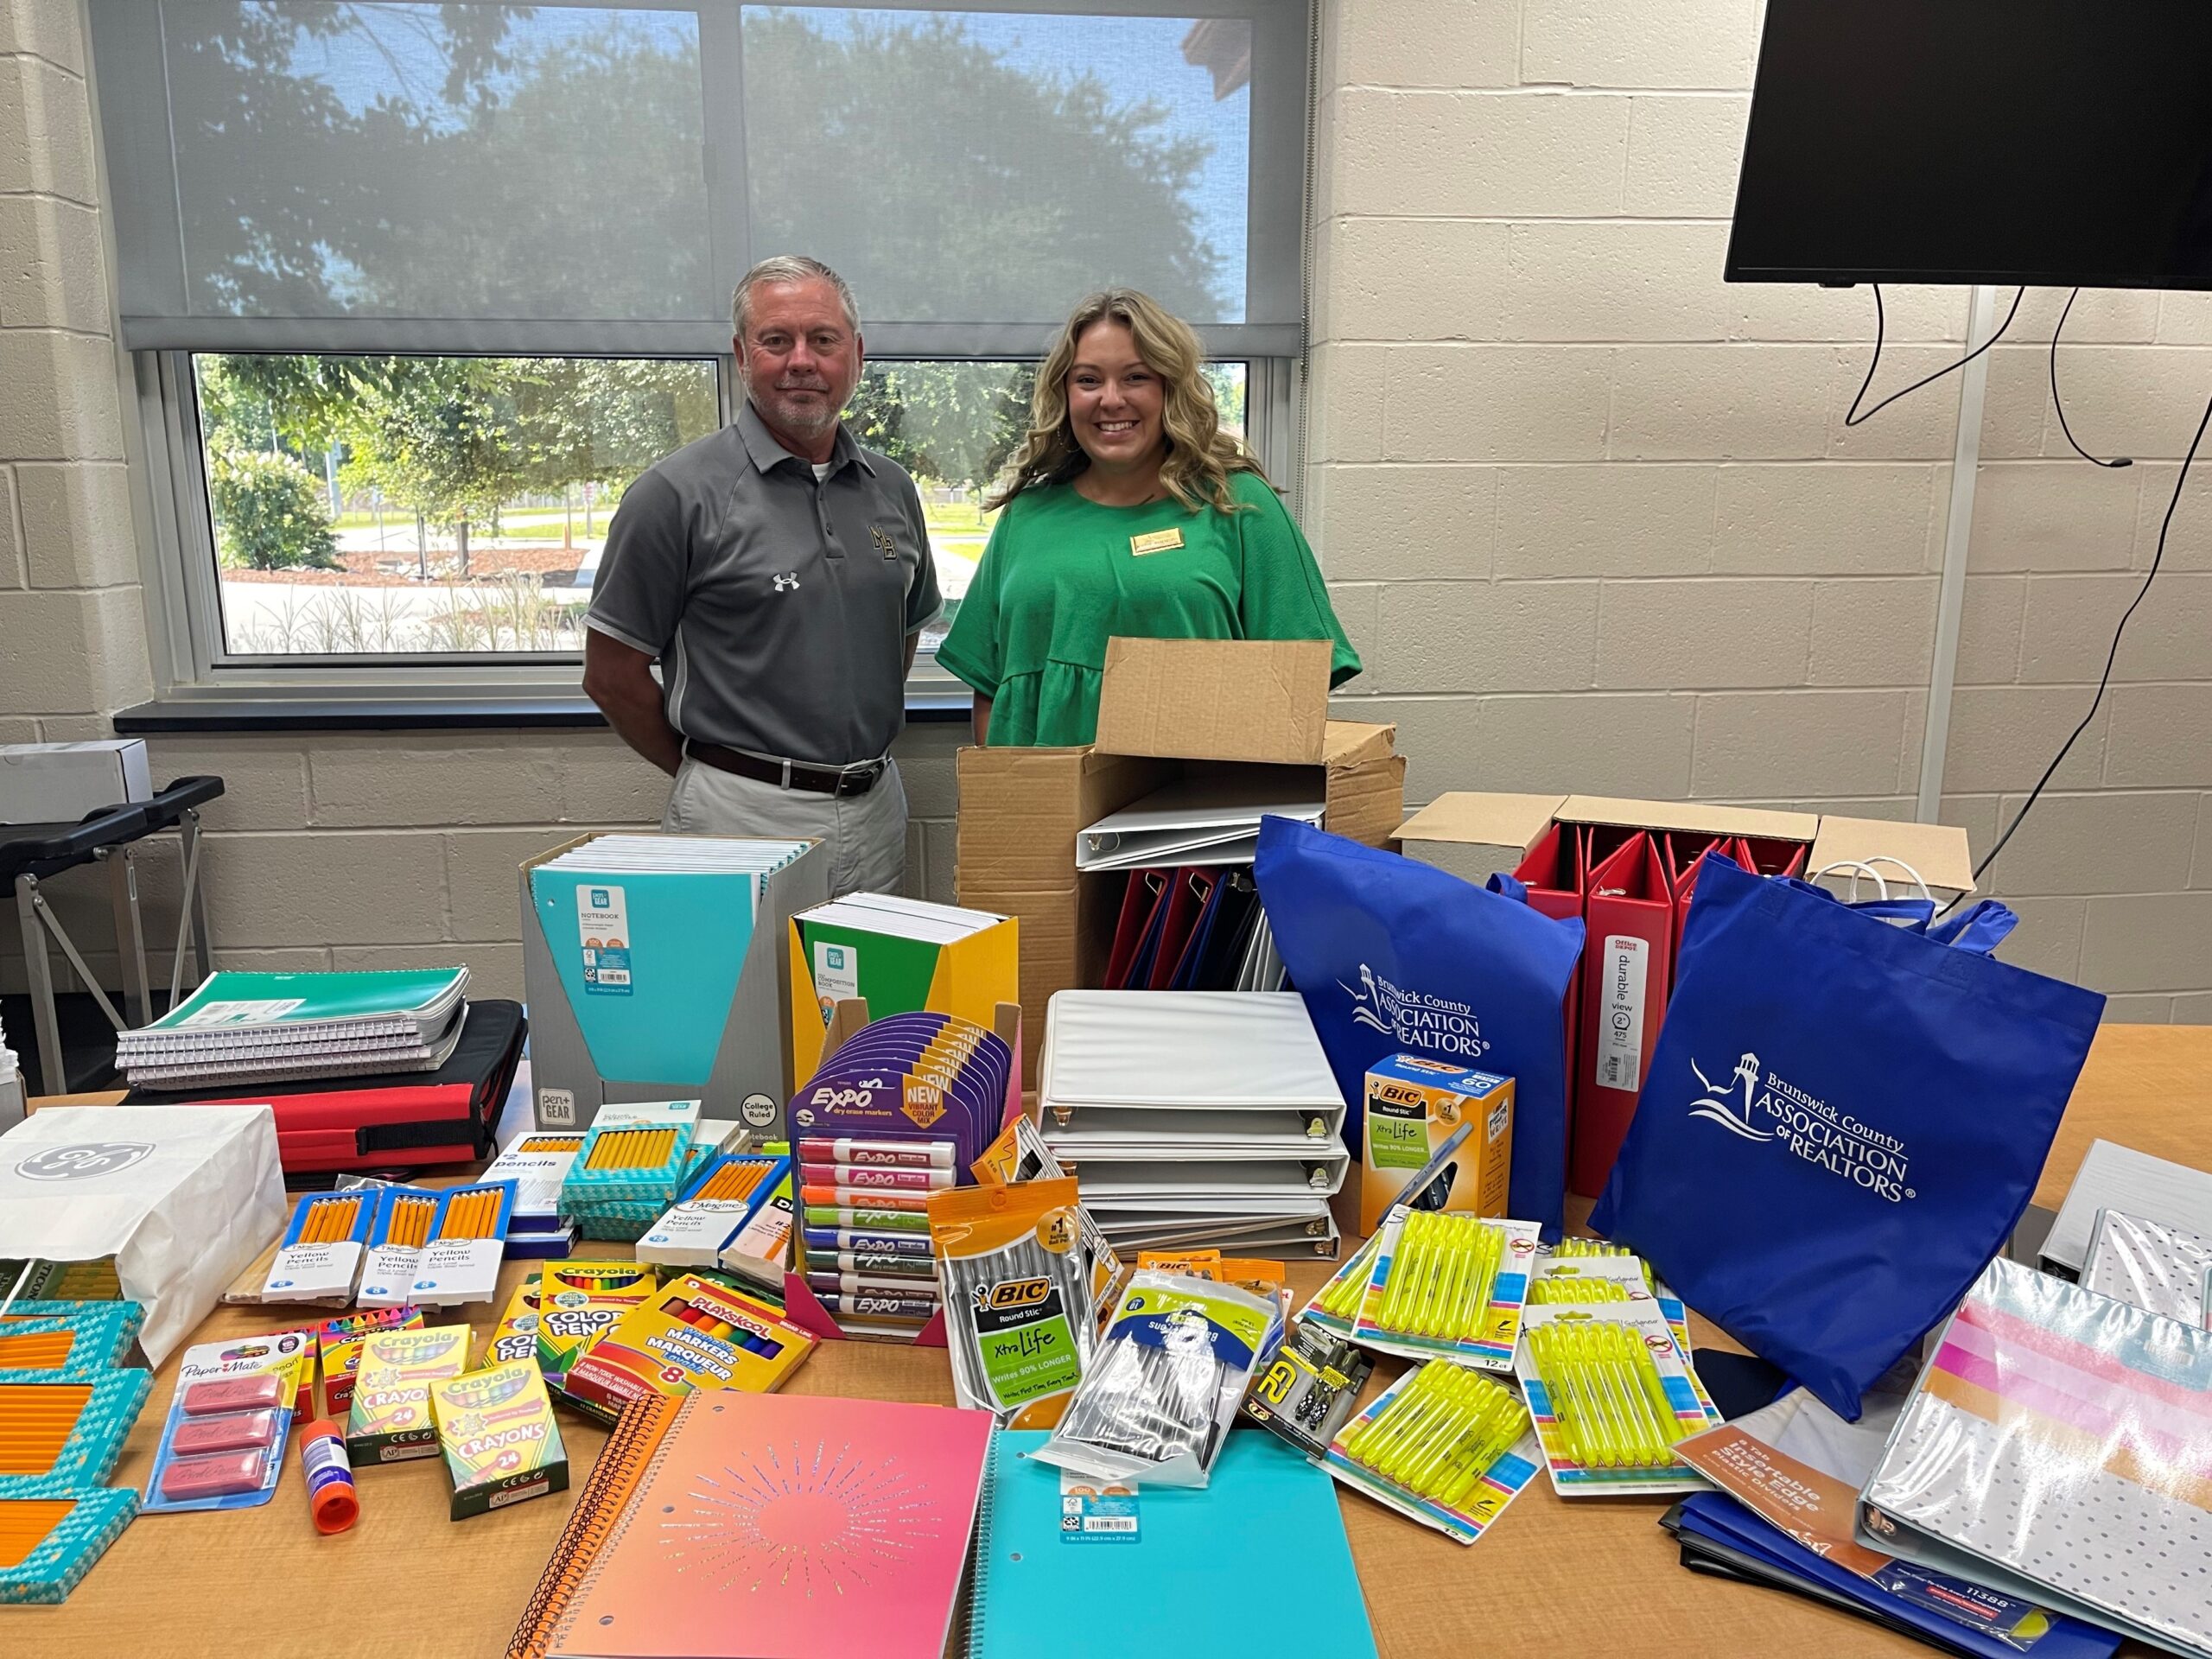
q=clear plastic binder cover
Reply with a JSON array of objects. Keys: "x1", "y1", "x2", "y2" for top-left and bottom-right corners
[
  {"x1": 2082, "y1": 1207, "x2": 2212, "y2": 1325},
  {"x1": 1861, "y1": 1255, "x2": 2212, "y2": 1657}
]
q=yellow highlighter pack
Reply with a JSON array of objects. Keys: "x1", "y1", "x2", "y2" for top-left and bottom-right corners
[
  {"x1": 345, "y1": 1323, "x2": 471, "y2": 1465},
  {"x1": 429, "y1": 1361, "x2": 568, "y2": 1519}
]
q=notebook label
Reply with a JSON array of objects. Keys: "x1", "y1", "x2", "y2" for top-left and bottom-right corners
[
  {"x1": 576, "y1": 886, "x2": 632, "y2": 995},
  {"x1": 1058, "y1": 1471, "x2": 1140, "y2": 1543},
  {"x1": 813, "y1": 941, "x2": 859, "y2": 1012},
  {"x1": 178, "y1": 997, "x2": 304, "y2": 1027},
  {"x1": 1593, "y1": 934, "x2": 1647, "y2": 1091}
]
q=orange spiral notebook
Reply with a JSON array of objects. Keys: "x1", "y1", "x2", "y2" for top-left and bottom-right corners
[{"x1": 508, "y1": 1390, "x2": 995, "y2": 1659}]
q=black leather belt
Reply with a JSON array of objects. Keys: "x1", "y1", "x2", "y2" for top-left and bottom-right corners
[{"x1": 685, "y1": 740, "x2": 886, "y2": 798}]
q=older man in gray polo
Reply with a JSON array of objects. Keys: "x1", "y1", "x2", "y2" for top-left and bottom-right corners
[{"x1": 583, "y1": 255, "x2": 939, "y2": 895}]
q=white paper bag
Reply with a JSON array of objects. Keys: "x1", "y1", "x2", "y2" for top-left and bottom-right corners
[{"x1": 0, "y1": 1105, "x2": 285, "y2": 1364}]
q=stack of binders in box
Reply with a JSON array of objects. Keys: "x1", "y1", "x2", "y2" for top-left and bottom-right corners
[{"x1": 1037, "y1": 991, "x2": 1348, "y2": 1257}]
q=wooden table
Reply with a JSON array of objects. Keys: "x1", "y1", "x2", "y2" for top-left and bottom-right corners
[{"x1": 19, "y1": 1024, "x2": 2210, "y2": 1658}]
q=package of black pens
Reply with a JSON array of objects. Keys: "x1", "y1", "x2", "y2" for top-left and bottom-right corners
[
  {"x1": 927, "y1": 1177, "x2": 1095, "y2": 1430},
  {"x1": 1034, "y1": 1270, "x2": 1280, "y2": 1489}
]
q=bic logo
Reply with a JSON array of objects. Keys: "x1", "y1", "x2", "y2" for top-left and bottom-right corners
[
  {"x1": 1375, "y1": 1083, "x2": 1426, "y2": 1108},
  {"x1": 978, "y1": 1277, "x2": 1052, "y2": 1312}
]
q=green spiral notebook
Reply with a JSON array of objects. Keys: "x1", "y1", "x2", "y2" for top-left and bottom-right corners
[{"x1": 966, "y1": 1429, "x2": 1376, "y2": 1659}]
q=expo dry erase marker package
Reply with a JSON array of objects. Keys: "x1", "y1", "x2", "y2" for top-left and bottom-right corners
[
  {"x1": 1513, "y1": 1301, "x2": 1709, "y2": 1497},
  {"x1": 345, "y1": 1322, "x2": 470, "y2": 1465},
  {"x1": 1321, "y1": 1357, "x2": 1540, "y2": 1545},
  {"x1": 1354, "y1": 1207, "x2": 1541, "y2": 1370},
  {"x1": 1037, "y1": 1269, "x2": 1280, "y2": 1489},
  {"x1": 143, "y1": 1326, "x2": 313, "y2": 1514},
  {"x1": 930, "y1": 1177, "x2": 1095, "y2": 1430}
]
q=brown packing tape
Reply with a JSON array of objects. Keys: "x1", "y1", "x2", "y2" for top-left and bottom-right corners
[{"x1": 1093, "y1": 637, "x2": 1331, "y2": 766}]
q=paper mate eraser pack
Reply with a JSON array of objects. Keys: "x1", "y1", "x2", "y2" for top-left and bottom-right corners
[
  {"x1": 345, "y1": 1323, "x2": 469, "y2": 1465},
  {"x1": 531, "y1": 1261, "x2": 658, "y2": 1387},
  {"x1": 429, "y1": 1361, "x2": 569, "y2": 1520},
  {"x1": 1361, "y1": 1055, "x2": 1514, "y2": 1235},
  {"x1": 143, "y1": 1326, "x2": 313, "y2": 1513},
  {"x1": 559, "y1": 1274, "x2": 812, "y2": 1424},
  {"x1": 1354, "y1": 1208, "x2": 1541, "y2": 1370},
  {"x1": 1322, "y1": 1358, "x2": 1540, "y2": 1545},
  {"x1": 316, "y1": 1306, "x2": 423, "y2": 1418}
]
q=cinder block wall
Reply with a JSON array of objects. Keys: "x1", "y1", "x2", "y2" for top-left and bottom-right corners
[
  {"x1": 1306, "y1": 0, "x2": 2211, "y2": 1020},
  {"x1": 1, "y1": 0, "x2": 2207, "y2": 1020}
]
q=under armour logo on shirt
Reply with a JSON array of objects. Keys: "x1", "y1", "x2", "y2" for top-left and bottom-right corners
[{"x1": 772, "y1": 572, "x2": 801, "y2": 593}]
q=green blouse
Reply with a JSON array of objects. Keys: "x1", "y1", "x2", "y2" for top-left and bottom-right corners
[{"x1": 935, "y1": 470, "x2": 1362, "y2": 747}]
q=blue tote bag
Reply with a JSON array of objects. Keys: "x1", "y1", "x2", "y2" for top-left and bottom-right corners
[
  {"x1": 1590, "y1": 855, "x2": 2104, "y2": 1419},
  {"x1": 1254, "y1": 817, "x2": 1585, "y2": 1240}
]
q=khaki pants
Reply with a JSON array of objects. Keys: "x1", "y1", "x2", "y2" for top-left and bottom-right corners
[{"x1": 661, "y1": 756, "x2": 909, "y2": 899}]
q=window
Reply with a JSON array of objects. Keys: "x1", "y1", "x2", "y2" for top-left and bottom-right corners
[{"x1": 92, "y1": 1, "x2": 1306, "y2": 689}]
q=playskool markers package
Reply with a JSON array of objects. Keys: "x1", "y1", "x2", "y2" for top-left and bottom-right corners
[
  {"x1": 346, "y1": 1323, "x2": 470, "y2": 1465},
  {"x1": 559, "y1": 1274, "x2": 812, "y2": 1423},
  {"x1": 1361, "y1": 1055, "x2": 1513, "y2": 1235},
  {"x1": 430, "y1": 1361, "x2": 568, "y2": 1519}
]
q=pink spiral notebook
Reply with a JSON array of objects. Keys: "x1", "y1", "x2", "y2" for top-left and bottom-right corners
[{"x1": 543, "y1": 1391, "x2": 995, "y2": 1659}]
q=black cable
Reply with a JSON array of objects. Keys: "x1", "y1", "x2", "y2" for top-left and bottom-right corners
[
  {"x1": 2050, "y1": 288, "x2": 2133, "y2": 468},
  {"x1": 1973, "y1": 384, "x2": 2212, "y2": 886},
  {"x1": 1844, "y1": 283, "x2": 2026, "y2": 429}
]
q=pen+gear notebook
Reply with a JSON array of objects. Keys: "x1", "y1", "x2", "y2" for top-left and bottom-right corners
[
  {"x1": 967, "y1": 1429, "x2": 1377, "y2": 1659},
  {"x1": 542, "y1": 1390, "x2": 993, "y2": 1659}
]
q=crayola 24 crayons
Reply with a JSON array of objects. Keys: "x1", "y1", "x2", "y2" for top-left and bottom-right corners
[
  {"x1": 345, "y1": 1324, "x2": 469, "y2": 1465},
  {"x1": 429, "y1": 1362, "x2": 567, "y2": 1519}
]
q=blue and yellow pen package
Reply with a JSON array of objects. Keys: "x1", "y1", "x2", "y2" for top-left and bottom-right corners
[
  {"x1": 1321, "y1": 1357, "x2": 1540, "y2": 1545},
  {"x1": 0, "y1": 1301, "x2": 143, "y2": 1376},
  {"x1": 0, "y1": 1484, "x2": 140, "y2": 1604},
  {"x1": 1512, "y1": 1300, "x2": 1710, "y2": 1497},
  {"x1": 143, "y1": 1326, "x2": 314, "y2": 1513},
  {"x1": 0, "y1": 1370, "x2": 152, "y2": 1487},
  {"x1": 1353, "y1": 1207, "x2": 1542, "y2": 1370}
]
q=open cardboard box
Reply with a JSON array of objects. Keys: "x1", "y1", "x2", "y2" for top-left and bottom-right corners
[
  {"x1": 956, "y1": 637, "x2": 1405, "y2": 1084},
  {"x1": 1395, "y1": 793, "x2": 1976, "y2": 900}
]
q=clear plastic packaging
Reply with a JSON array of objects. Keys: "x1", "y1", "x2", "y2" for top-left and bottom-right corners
[{"x1": 2080, "y1": 1205, "x2": 2212, "y2": 1325}]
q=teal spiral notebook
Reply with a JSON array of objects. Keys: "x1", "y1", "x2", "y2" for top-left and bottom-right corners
[{"x1": 967, "y1": 1430, "x2": 1376, "y2": 1659}]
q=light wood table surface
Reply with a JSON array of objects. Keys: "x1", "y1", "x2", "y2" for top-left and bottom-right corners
[{"x1": 16, "y1": 1023, "x2": 2210, "y2": 1659}]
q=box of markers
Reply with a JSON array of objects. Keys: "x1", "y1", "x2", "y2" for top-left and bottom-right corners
[
  {"x1": 261, "y1": 1189, "x2": 384, "y2": 1306},
  {"x1": 636, "y1": 1149, "x2": 791, "y2": 1271},
  {"x1": 346, "y1": 1323, "x2": 471, "y2": 1465},
  {"x1": 429, "y1": 1360, "x2": 568, "y2": 1519},
  {"x1": 559, "y1": 1273, "x2": 812, "y2": 1423},
  {"x1": 316, "y1": 1306, "x2": 423, "y2": 1417}
]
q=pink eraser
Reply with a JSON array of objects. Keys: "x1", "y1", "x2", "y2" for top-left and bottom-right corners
[
  {"x1": 159, "y1": 1450, "x2": 268, "y2": 1501},
  {"x1": 169, "y1": 1410, "x2": 280, "y2": 1457},
  {"x1": 181, "y1": 1375, "x2": 283, "y2": 1416}
]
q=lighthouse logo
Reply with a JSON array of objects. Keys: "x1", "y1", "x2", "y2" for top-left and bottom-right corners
[{"x1": 1688, "y1": 1052, "x2": 1773, "y2": 1141}]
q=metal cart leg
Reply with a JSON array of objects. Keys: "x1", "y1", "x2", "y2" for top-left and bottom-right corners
[
  {"x1": 16, "y1": 874, "x2": 67, "y2": 1096},
  {"x1": 169, "y1": 806, "x2": 213, "y2": 1001},
  {"x1": 105, "y1": 844, "x2": 152, "y2": 1027}
]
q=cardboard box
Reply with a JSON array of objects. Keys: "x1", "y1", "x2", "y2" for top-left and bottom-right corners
[
  {"x1": 520, "y1": 834, "x2": 828, "y2": 1136},
  {"x1": 346, "y1": 1323, "x2": 470, "y2": 1465},
  {"x1": 957, "y1": 639, "x2": 1405, "y2": 1082},
  {"x1": 0, "y1": 741, "x2": 151, "y2": 823},
  {"x1": 1395, "y1": 794, "x2": 1975, "y2": 900},
  {"x1": 1362, "y1": 1054, "x2": 1514, "y2": 1234}
]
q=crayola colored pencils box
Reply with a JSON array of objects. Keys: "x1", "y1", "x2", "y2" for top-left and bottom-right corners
[
  {"x1": 1361, "y1": 1055, "x2": 1514, "y2": 1234},
  {"x1": 346, "y1": 1323, "x2": 470, "y2": 1465},
  {"x1": 430, "y1": 1361, "x2": 569, "y2": 1519},
  {"x1": 531, "y1": 1260, "x2": 658, "y2": 1386}
]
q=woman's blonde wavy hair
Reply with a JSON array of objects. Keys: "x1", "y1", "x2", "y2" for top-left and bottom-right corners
[{"x1": 988, "y1": 289, "x2": 1263, "y2": 514}]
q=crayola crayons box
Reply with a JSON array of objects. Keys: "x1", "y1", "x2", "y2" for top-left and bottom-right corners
[
  {"x1": 559, "y1": 1273, "x2": 813, "y2": 1424},
  {"x1": 317, "y1": 1307, "x2": 424, "y2": 1418},
  {"x1": 429, "y1": 1361, "x2": 569, "y2": 1519},
  {"x1": 346, "y1": 1323, "x2": 470, "y2": 1464},
  {"x1": 1361, "y1": 1054, "x2": 1514, "y2": 1234},
  {"x1": 531, "y1": 1260, "x2": 658, "y2": 1387}
]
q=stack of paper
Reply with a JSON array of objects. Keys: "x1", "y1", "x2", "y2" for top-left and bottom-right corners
[
  {"x1": 1039, "y1": 991, "x2": 1347, "y2": 1255},
  {"x1": 117, "y1": 968, "x2": 468, "y2": 1089}
]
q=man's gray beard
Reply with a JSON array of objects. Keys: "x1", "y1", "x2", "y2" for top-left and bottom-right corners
[{"x1": 766, "y1": 391, "x2": 837, "y2": 437}]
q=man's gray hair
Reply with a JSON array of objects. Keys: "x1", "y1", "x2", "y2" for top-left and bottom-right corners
[{"x1": 731, "y1": 255, "x2": 860, "y2": 340}]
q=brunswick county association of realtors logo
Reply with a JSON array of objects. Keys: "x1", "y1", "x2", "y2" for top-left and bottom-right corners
[
  {"x1": 1339, "y1": 964, "x2": 1491, "y2": 1062},
  {"x1": 1684, "y1": 1049, "x2": 1916, "y2": 1202}
]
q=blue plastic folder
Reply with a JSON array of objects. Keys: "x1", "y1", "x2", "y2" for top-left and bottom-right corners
[{"x1": 966, "y1": 1430, "x2": 1376, "y2": 1659}]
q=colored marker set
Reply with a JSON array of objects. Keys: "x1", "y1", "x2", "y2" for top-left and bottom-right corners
[
  {"x1": 357, "y1": 1181, "x2": 517, "y2": 1309},
  {"x1": 1322, "y1": 1359, "x2": 1540, "y2": 1545},
  {"x1": 560, "y1": 1100, "x2": 706, "y2": 1241},
  {"x1": 429, "y1": 1360, "x2": 568, "y2": 1519},
  {"x1": 1352, "y1": 1208, "x2": 1543, "y2": 1369},
  {"x1": 559, "y1": 1273, "x2": 812, "y2": 1423},
  {"x1": 635, "y1": 1151, "x2": 791, "y2": 1273},
  {"x1": 1512, "y1": 1300, "x2": 1709, "y2": 1496},
  {"x1": 143, "y1": 1326, "x2": 314, "y2": 1514}
]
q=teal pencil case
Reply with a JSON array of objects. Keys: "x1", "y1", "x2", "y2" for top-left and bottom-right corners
[
  {"x1": 0, "y1": 1482, "x2": 141, "y2": 1604},
  {"x1": 0, "y1": 1370, "x2": 155, "y2": 1486},
  {"x1": 0, "y1": 1302, "x2": 144, "y2": 1374}
]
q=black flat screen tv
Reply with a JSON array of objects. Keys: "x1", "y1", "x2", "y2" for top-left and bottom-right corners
[{"x1": 1726, "y1": 0, "x2": 2212, "y2": 288}]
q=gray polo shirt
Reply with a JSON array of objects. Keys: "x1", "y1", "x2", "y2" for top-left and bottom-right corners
[{"x1": 587, "y1": 402, "x2": 941, "y2": 766}]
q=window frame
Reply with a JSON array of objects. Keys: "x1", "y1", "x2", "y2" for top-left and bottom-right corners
[{"x1": 133, "y1": 347, "x2": 1295, "y2": 703}]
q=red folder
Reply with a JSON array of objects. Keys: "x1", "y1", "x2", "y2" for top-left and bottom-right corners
[
  {"x1": 1574, "y1": 834, "x2": 1675, "y2": 1198},
  {"x1": 1147, "y1": 867, "x2": 1215, "y2": 990},
  {"x1": 1104, "y1": 868, "x2": 1169, "y2": 988},
  {"x1": 1736, "y1": 836, "x2": 1808, "y2": 880},
  {"x1": 1662, "y1": 833, "x2": 1726, "y2": 975},
  {"x1": 1510, "y1": 822, "x2": 1588, "y2": 1157}
]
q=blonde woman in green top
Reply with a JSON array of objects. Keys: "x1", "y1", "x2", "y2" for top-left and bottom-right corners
[{"x1": 936, "y1": 289, "x2": 1361, "y2": 747}]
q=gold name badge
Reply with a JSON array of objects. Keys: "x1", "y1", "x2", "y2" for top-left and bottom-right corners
[{"x1": 1129, "y1": 527, "x2": 1184, "y2": 556}]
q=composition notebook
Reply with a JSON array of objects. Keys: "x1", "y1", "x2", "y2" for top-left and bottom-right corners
[
  {"x1": 509, "y1": 1390, "x2": 994, "y2": 1659},
  {"x1": 966, "y1": 1429, "x2": 1376, "y2": 1659}
]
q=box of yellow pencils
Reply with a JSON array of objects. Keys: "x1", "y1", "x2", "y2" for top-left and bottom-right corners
[
  {"x1": 404, "y1": 1181, "x2": 518, "y2": 1307},
  {"x1": 1361, "y1": 1055, "x2": 1514, "y2": 1235},
  {"x1": 560, "y1": 1101, "x2": 702, "y2": 1242},
  {"x1": 261, "y1": 1190, "x2": 380, "y2": 1306},
  {"x1": 430, "y1": 1360, "x2": 569, "y2": 1519},
  {"x1": 317, "y1": 1306, "x2": 423, "y2": 1417},
  {"x1": 531, "y1": 1260, "x2": 658, "y2": 1388},
  {"x1": 356, "y1": 1185, "x2": 442, "y2": 1310},
  {"x1": 560, "y1": 1273, "x2": 812, "y2": 1424},
  {"x1": 346, "y1": 1322, "x2": 470, "y2": 1465},
  {"x1": 637, "y1": 1151, "x2": 791, "y2": 1271}
]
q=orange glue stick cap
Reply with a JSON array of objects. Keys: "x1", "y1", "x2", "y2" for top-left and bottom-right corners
[{"x1": 298, "y1": 1418, "x2": 359, "y2": 1535}]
